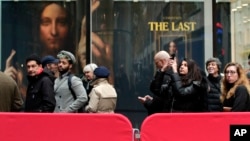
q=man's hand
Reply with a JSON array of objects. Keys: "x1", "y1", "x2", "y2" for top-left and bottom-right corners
[{"x1": 138, "y1": 95, "x2": 153, "y2": 104}]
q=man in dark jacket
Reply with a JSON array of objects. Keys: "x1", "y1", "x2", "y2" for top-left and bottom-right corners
[
  {"x1": 25, "y1": 54, "x2": 56, "y2": 112},
  {"x1": 138, "y1": 51, "x2": 173, "y2": 115}
]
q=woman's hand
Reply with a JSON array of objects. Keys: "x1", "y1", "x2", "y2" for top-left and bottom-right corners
[{"x1": 171, "y1": 57, "x2": 178, "y2": 73}]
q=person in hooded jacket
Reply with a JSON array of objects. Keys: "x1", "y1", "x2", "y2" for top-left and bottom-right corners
[{"x1": 24, "y1": 54, "x2": 56, "y2": 112}]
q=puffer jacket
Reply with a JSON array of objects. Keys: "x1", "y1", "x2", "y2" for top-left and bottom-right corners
[{"x1": 207, "y1": 74, "x2": 223, "y2": 111}]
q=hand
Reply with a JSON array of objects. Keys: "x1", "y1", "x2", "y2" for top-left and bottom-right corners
[
  {"x1": 138, "y1": 95, "x2": 153, "y2": 104},
  {"x1": 78, "y1": 0, "x2": 114, "y2": 84},
  {"x1": 171, "y1": 57, "x2": 178, "y2": 73},
  {"x1": 4, "y1": 49, "x2": 26, "y2": 98},
  {"x1": 223, "y1": 107, "x2": 232, "y2": 112},
  {"x1": 77, "y1": 0, "x2": 100, "y2": 68},
  {"x1": 4, "y1": 49, "x2": 18, "y2": 80}
]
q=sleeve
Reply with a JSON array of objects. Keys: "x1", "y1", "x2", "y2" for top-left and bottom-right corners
[
  {"x1": 171, "y1": 73, "x2": 199, "y2": 97},
  {"x1": 85, "y1": 89, "x2": 99, "y2": 113},
  {"x1": 66, "y1": 76, "x2": 88, "y2": 112},
  {"x1": 144, "y1": 95, "x2": 164, "y2": 115},
  {"x1": 40, "y1": 77, "x2": 56, "y2": 112},
  {"x1": 149, "y1": 71, "x2": 166, "y2": 96},
  {"x1": 232, "y1": 85, "x2": 250, "y2": 111},
  {"x1": 11, "y1": 83, "x2": 24, "y2": 112}
]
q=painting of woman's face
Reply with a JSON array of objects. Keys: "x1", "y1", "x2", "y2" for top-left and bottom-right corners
[{"x1": 39, "y1": 3, "x2": 69, "y2": 51}]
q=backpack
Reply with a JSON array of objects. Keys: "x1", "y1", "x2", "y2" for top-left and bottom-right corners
[{"x1": 68, "y1": 73, "x2": 86, "y2": 113}]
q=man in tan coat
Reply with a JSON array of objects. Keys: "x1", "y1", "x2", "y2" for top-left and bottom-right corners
[
  {"x1": 85, "y1": 66, "x2": 117, "y2": 113},
  {"x1": 0, "y1": 71, "x2": 23, "y2": 112}
]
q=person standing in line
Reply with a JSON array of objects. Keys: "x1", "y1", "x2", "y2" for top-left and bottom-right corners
[
  {"x1": 221, "y1": 62, "x2": 250, "y2": 112},
  {"x1": 138, "y1": 50, "x2": 173, "y2": 115},
  {"x1": 205, "y1": 57, "x2": 223, "y2": 112},
  {"x1": 85, "y1": 66, "x2": 117, "y2": 113},
  {"x1": 170, "y1": 58, "x2": 208, "y2": 112},
  {"x1": 41, "y1": 55, "x2": 59, "y2": 78},
  {"x1": 54, "y1": 50, "x2": 88, "y2": 113},
  {"x1": 25, "y1": 54, "x2": 56, "y2": 112},
  {"x1": 0, "y1": 71, "x2": 23, "y2": 112},
  {"x1": 82, "y1": 63, "x2": 98, "y2": 94}
]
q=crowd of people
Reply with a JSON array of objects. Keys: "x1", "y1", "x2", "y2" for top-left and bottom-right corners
[
  {"x1": 1, "y1": 45, "x2": 250, "y2": 115},
  {"x1": 0, "y1": 50, "x2": 117, "y2": 113},
  {"x1": 1, "y1": 1, "x2": 250, "y2": 115},
  {"x1": 138, "y1": 48, "x2": 250, "y2": 115}
]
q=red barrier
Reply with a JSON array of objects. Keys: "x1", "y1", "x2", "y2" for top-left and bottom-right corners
[
  {"x1": 0, "y1": 113, "x2": 132, "y2": 141},
  {"x1": 140, "y1": 113, "x2": 250, "y2": 141}
]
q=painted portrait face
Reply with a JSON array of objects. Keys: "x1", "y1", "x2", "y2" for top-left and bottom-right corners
[
  {"x1": 179, "y1": 60, "x2": 188, "y2": 75},
  {"x1": 40, "y1": 3, "x2": 69, "y2": 51},
  {"x1": 169, "y1": 41, "x2": 177, "y2": 55},
  {"x1": 225, "y1": 65, "x2": 239, "y2": 84}
]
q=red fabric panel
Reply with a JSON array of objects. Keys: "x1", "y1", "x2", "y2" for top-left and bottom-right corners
[
  {"x1": 0, "y1": 113, "x2": 132, "y2": 141},
  {"x1": 141, "y1": 113, "x2": 250, "y2": 141}
]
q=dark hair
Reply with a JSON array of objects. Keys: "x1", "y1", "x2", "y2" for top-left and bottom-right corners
[
  {"x1": 178, "y1": 58, "x2": 202, "y2": 85},
  {"x1": 26, "y1": 54, "x2": 41, "y2": 65}
]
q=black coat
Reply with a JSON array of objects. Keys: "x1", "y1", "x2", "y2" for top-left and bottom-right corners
[
  {"x1": 207, "y1": 74, "x2": 223, "y2": 111},
  {"x1": 223, "y1": 85, "x2": 250, "y2": 111},
  {"x1": 171, "y1": 73, "x2": 207, "y2": 112},
  {"x1": 25, "y1": 70, "x2": 56, "y2": 112},
  {"x1": 147, "y1": 69, "x2": 173, "y2": 113}
]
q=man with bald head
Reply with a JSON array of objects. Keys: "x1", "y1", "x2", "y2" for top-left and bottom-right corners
[{"x1": 138, "y1": 50, "x2": 173, "y2": 115}]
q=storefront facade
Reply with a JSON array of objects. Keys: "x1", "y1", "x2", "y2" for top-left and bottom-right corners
[{"x1": 0, "y1": 0, "x2": 248, "y2": 127}]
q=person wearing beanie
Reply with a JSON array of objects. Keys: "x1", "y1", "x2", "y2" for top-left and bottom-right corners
[
  {"x1": 205, "y1": 57, "x2": 223, "y2": 112},
  {"x1": 54, "y1": 50, "x2": 88, "y2": 113},
  {"x1": 25, "y1": 54, "x2": 56, "y2": 112},
  {"x1": 85, "y1": 66, "x2": 117, "y2": 113}
]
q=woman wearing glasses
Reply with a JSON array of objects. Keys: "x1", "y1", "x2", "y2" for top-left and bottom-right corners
[{"x1": 221, "y1": 62, "x2": 250, "y2": 112}]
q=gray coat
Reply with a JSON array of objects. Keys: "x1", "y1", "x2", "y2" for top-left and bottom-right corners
[{"x1": 54, "y1": 72, "x2": 88, "y2": 112}]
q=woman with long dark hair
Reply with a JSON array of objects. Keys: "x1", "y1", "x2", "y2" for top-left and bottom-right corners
[{"x1": 171, "y1": 58, "x2": 208, "y2": 112}]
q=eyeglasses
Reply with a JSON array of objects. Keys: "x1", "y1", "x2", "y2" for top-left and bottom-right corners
[{"x1": 225, "y1": 70, "x2": 237, "y2": 75}]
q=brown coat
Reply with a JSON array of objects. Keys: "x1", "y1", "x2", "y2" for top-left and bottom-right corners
[{"x1": 0, "y1": 72, "x2": 23, "y2": 111}]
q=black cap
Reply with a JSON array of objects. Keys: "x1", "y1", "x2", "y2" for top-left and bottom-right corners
[{"x1": 41, "y1": 55, "x2": 59, "y2": 67}]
